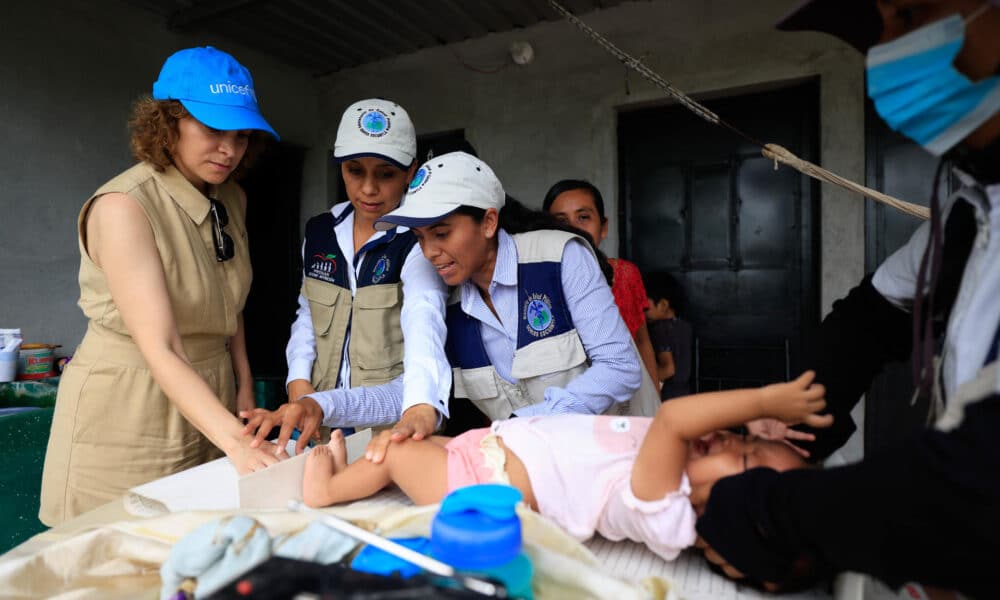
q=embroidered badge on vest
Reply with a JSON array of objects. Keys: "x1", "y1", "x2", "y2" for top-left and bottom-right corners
[
  {"x1": 358, "y1": 109, "x2": 390, "y2": 137},
  {"x1": 372, "y1": 255, "x2": 391, "y2": 283},
  {"x1": 408, "y1": 165, "x2": 431, "y2": 193},
  {"x1": 308, "y1": 252, "x2": 338, "y2": 283},
  {"x1": 523, "y1": 293, "x2": 555, "y2": 338}
]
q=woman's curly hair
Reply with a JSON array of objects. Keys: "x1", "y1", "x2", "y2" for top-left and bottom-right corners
[{"x1": 128, "y1": 96, "x2": 267, "y2": 180}]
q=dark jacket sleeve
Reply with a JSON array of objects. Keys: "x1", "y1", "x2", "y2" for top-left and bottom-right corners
[
  {"x1": 797, "y1": 274, "x2": 913, "y2": 460},
  {"x1": 696, "y1": 394, "x2": 1000, "y2": 597}
]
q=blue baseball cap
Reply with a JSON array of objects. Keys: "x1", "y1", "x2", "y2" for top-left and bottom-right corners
[{"x1": 152, "y1": 46, "x2": 279, "y2": 140}]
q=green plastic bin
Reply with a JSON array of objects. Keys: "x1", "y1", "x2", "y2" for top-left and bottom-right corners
[
  {"x1": 0, "y1": 407, "x2": 53, "y2": 554},
  {"x1": 0, "y1": 376, "x2": 285, "y2": 555},
  {"x1": 0, "y1": 377, "x2": 60, "y2": 409}
]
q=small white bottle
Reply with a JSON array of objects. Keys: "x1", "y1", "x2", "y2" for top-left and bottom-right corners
[
  {"x1": 0, "y1": 328, "x2": 22, "y2": 351},
  {"x1": 0, "y1": 328, "x2": 22, "y2": 382}
]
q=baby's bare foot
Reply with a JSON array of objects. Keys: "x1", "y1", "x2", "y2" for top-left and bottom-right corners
[
  {"x1": 303, "y1": 445, "x2": 336, "y2": 507},
  {"x1": 329, "y1": 429, "x2": 348, "y2": 472}
]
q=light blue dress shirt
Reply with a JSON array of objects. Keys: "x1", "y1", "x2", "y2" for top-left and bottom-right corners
[
  {"x1": 456, "y1": 229, "x2": 640, "y2": 416},
  {"x1": 285, "y1": 202, "x2": 450, "y2": 427}
]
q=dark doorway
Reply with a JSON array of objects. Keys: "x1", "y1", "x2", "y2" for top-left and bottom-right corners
[
  {"x1": 618, "y1": 81, "x2": 820, "y2": 392},
  {"x1": 417, "y1": 129, "x2": 471, "y2": 163},
  {"x1": 864, "y1": 100, "x2": 955, "y2": 454},
  {"x1": 241, "y1": 141, "x2": 306, "y2": 406}
]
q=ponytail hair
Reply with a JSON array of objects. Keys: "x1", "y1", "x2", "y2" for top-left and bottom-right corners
[{"x1": 454, "y1": 195, "x2": 614, "y2": 286}]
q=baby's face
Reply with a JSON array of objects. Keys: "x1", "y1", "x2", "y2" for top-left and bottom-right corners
[{"x1": 686, "y1": 431, "x2": 805, "y2": 488}]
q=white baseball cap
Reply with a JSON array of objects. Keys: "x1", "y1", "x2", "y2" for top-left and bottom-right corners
[
  {"x1": 333, "y1": 98, "x2": 416, "y2": 169},
  {"x1": 375, "y1": 151, "x2": 506, "y2": 230}
]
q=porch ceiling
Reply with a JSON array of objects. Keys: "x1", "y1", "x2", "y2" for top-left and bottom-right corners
[{"x1": 123, "y1": 0, "x2": 628, "y2": 75}]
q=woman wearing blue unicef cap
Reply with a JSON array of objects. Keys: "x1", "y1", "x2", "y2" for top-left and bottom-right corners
[
  {"x1": 695, "y1": 1, "x2": 1000, "y2": 596},
  {"x1": 360, "y1": 151, "x2": 660, "y2": 454},
  {"x1": 40, "y1": 46, "x2": 283, "y2": 526},
  {"x1": 241, "y1": 99, "x2": 452, "y2": 459}
]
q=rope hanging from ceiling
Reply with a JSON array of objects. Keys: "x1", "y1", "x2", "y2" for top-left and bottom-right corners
[{"x1": 547, "y1": 0, "x2": 929, "y2": 221}]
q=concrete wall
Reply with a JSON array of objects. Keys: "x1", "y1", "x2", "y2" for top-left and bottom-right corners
[
  {"x1": 313, "y1": 0, "x2": 866, "y2": 316},
  {"x1": 0, "y1": 0, "x2": 323, "y2": 350},
  {"x1": 0, "y1": 0, "x2": 868, "y2": 352}
]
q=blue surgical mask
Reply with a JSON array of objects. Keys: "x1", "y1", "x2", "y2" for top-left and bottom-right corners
[{"x1": 866, "y1": 6, "x2": 1000, "y2": 156}]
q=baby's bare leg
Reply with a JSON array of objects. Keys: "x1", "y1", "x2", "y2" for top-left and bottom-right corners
[
  {"x1": 302, "y1": 435, "x2": 451, "y2": 507},
  {"x1": 302, "y1": 445, "x2": 339, "y2": 507},
  {"x1": 385, "y1": 439, "x2": 450, "y2": 504},
  {"x1": 328, "y1": 429, "x2": 348, "y2": 471},
  {"x1": 303, "y1": 430, "x2": 350, "y2": 507}
]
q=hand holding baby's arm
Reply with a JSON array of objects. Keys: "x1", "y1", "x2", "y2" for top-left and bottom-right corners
[{"x1": 758, "y1": 370, "x2": 833, "y2": 429}]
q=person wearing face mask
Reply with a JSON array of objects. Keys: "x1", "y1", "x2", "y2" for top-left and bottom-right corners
[
  {"x1": 694, "y1": 0, "x2": 1000, "y2": 596},
  {"x1": 240, "y1": 99, "x2": 451, "y2": 456}
]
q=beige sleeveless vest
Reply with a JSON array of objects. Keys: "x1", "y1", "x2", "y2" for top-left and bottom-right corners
[
  {"x1": 39, "y1": 162, "x2": 251, "y2": 526},
  {"x1": 302, "y1": 279, "x2": 405, "y2": 391},
  {"x1": 451, "y1": 231, "x2": 660, "y2": 421}
]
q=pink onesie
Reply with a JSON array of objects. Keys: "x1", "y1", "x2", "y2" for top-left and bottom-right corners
[{"x1": 492, "y1": 414, "x2": 697, "y2": 561}]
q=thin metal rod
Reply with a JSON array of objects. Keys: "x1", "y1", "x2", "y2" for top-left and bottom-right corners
[
  {"x1": 289, "y1": 500, "x2": 454, "y2": 575},
  {"x1": 287, "y1": 500, "x2": 505, "y2": 597}
]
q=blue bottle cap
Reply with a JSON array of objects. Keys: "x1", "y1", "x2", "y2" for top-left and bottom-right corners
[
  {"x1": 431, "y1": 484, "x2": 523, "y2": 570},
  {"x1": 351, "y1": 536, "x2": 431, "y2": 578}
]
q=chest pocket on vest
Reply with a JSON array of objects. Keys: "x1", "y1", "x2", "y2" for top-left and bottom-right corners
[
  {"x1": 352, "y1": 284, "x2": 404, "y2": 372},
  {"x1": 304, "y1": 278, "x2": 347, "y2": 337}
]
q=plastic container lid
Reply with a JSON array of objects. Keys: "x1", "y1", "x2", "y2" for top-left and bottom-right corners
[
  {"x1": 351, "y1": 536, "x2": 431, "y2": 578},
  {"x1": 430, "y1": 484, "x2": 523, "y2": 570}
]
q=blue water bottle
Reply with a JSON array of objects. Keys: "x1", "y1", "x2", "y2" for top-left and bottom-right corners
[{"x1": 430, "y1": 484, "x2": 534, "y2": 599}]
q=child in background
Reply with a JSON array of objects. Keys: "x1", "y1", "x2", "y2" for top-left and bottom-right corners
[
  {"x1": 643, "y1": 271, "x2": 694, "y2": 400},
  {"x1": 302, "y1": 371, "x2": 831, "y2": 562},
  {"x1": 543, "y1": 180, "x2": 659, "y2": 392}
]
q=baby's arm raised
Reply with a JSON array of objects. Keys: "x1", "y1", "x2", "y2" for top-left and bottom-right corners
[{"x1": 630, "y1": 371, "x2": 831, "y2": 502}]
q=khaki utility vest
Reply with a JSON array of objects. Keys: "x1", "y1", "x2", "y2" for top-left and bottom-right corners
[
  {"x1": 446, "y1": 230, "x2": 660, "y2": 421},
  {"x1": 300, "y1": 208, "x2": 416, "y2": 390}
]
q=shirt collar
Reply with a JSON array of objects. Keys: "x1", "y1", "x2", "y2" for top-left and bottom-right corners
[
  {"x1": 493, "y1": 229, "x2": 517, "y2": 286},
  {"x1": 460, "y1": 228, "x2": 516, "y2": 310},
  {"x1": 332, "y1": 201, "x2": 411, "y2": 270},
  {"x1": 331, "y1": 201, "x2": 408, "y2": 238},
  {"x1": 151, "y1": 164, "x2": 216, "y2": 225}
]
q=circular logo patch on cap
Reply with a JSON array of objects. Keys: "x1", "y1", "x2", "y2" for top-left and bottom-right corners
[
  {"x1": 523, "y1": 293, "x2": 555, "y2": 337},
  {"x1": 408, "y1": 165, "x2": 431, "y2": 194},
  {"x1": 358, "y1": 109, "x2": 390, "y2": 137}
]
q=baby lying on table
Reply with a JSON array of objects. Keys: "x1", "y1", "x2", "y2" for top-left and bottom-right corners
[{"x1": 302, "y1": 371, "x2": 831, "y2": 561}]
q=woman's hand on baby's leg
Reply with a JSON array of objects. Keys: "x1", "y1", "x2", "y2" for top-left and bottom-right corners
[
  {"x1": 241, "y1": 396, "x2": 324, "y2": 456},
  {"x1": 365, "y1": 403, "x2": 440, "y2": 464}
]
